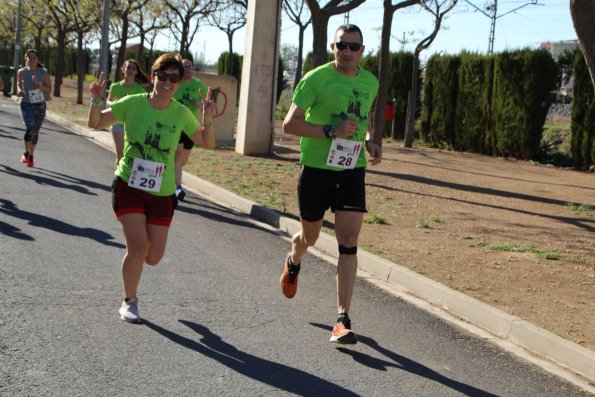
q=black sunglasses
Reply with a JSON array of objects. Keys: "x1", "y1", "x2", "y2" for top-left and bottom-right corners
[
  {"x1": 154, "y1": 71, "x2": 181, "y2": 83},
  {"x1": 335, "y1": 42, "x2": 362, "y2": 51}
]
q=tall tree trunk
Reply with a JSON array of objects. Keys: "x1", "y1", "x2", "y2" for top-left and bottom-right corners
[
  {"x1": 372, "y1": 1, "x2": 394, "y2": 146},
  {"x1": 138, "y1": 34, "x2": 145, "y2": 61},
  {"x1": 294, "y1": 26, "x2": 306, "y2": 88},
  {"x1": 227, "y1": 33, "x2": 234, "y2": 77},
  {"x1": 311, "y1": 12, "x2": 330, "y2": 67},
  {"x1": 570, "y1": 0, "x2": 595, "y2": 86},
  {"x1": 404, "y1": 53, "x2": 420, "y2": 147},
  {"x1": 76, "y1": 31, "x2": 85, "y2": 105},
  {"x1": 53, "y1": 28, "x2": 65, "y2": 98},
  {"x1": 179, "y1": 19, "x2": 190, "y2": 57},
  {"x1": 116, "y1": 17, "x2": 130, "y2": 83}
]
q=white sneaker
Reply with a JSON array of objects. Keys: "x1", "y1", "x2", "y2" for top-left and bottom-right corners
[{"x1": 119, "y1": 298, "x2": 141, "y2": 323}]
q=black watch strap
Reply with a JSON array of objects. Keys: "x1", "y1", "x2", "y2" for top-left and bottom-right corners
[{"x1": 323, "y1": 124, "x2": 336, "y2": 139}]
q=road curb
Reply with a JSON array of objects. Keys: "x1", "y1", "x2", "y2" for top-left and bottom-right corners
[
  {"x1": 45, "y1": 109, "x2": 595, "y2": 391},
  {"x1": 190, "y1": 171, "x2": 595, "y2": 387}
]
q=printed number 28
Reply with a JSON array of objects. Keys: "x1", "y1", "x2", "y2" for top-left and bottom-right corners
[{"x1": 337, "y1": 157, "x2": 352, "y2": 166}]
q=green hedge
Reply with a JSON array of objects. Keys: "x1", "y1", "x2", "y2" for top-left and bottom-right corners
[
  {"x1": 422, "y1": 49, "x2": 557, "y2": 160},
  {"x1": 420, "y1": 55, "x2": 460, "y2": 147},
  {"x1": 454, "y1": 53, "x2": 494, "y2": 153},
  {"x1": 387, "y1": 52, "x2": 415, "y2": 139},
  {"x1": 571, "y1": 48, "x2": 595, "y2": 170}
]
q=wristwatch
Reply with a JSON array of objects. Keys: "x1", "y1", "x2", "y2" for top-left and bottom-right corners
[{"x1": 323, "y1": 124, "x2": 336, "y2": 139}]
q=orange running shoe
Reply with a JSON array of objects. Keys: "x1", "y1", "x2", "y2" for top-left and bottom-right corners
[
  {"x1": 330, "y1": 321, "x2": 357, "y2": 344},
  {"x1": 280, "y1": 253, "x2": 300, "y2": 298}
]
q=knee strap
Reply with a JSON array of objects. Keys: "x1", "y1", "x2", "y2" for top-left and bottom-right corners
[{"x1": 338, "y1": 245, "x2": 357, "y2": 255}]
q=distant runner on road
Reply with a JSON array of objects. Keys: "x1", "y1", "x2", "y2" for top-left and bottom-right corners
[
  {"x1": 16, "y1": 49, "x2": 52, "y2": 168},
  {"x1": 106, "y1": 59, "x2": 148, "y2": 167},
  {"x1": 280, "y1": 24, "x2": 382, "y2": 344},
  {"x1": 172, "y1": 58, "x2": 211, "y2": 202},
  {"x1": 87, "y1": 53, "x2": 216, "y2": 324}
]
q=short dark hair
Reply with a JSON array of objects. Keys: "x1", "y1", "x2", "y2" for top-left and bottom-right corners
[
  {"x1": 151, "y1": 53, "x2": 184, "y2": 79},
  {"x1": 336, "y1": 24, "x2": 363, "y2": 43}
]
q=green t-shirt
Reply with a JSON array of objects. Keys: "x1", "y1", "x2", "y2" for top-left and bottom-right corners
[
  {"x1": 109, "y1": 81, "x2": 146, "y2": 101},
  {"x1": 110, "y1": 94, "x2": 199, "y2": 196},
  {"x1": 292, "y1": 62, "x2": 379, "y2": 170},
  {"x1": 173, "y1": 77, "x2": 208, "y2": 120}
]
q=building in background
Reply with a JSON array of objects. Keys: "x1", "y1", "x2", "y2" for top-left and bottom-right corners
[{"x1": 540, "y1": 40, "x2": 578, "y2": 60}]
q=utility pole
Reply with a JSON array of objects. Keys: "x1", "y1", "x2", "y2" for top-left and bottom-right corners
[
  {"x1": 464, "y1": 0, "x2": 543, "y2": 54},
  {"x1": 99, "y1": 0, "x2": 110, "y2": 77},
  {"x1": 12, "y1": 0, "x2": 22, "y2": 95},
  {"x1": 99, "y1": 0, "x2": 110, "y2": 101},
  {"x1": 343, "y1": 0, "x2": 350, "y2": 24},
  {"x1": 487, "y1": 1, "x2": 497, "y2": 54}
]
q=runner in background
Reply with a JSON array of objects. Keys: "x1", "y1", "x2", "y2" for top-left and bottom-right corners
[
  {"x1": 16, "y1": 49, "x2": 52, "y2": 168},
  {"x1": 107, "y1": 59, "x2": 149, "y2": 166},
  {"x1": 172, "y1": 58, "x2": 211, "y2": 201},
  {"x1": 87, "y1": 53, "x2": 216, "y2": 324}
]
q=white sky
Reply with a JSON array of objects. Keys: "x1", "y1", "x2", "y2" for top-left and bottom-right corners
[{"x1": 148, "y1": 0, "x2": 577, "y2": 65}]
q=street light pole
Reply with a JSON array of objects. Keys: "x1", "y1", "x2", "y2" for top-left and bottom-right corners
[
  {"x1": 12, "y1": 0, "x2": 22, "y2": 95},
  {"x1": 99, "y1": 0, "x2": 110, "y2": 100}
]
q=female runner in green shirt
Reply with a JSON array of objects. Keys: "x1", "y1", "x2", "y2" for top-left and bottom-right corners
[
  {"x1": 88, "y1": 53, "x2": 215, "y2": 324},
  {"x1": 107, "y1": 59, "x2": 148, "y2": 166}
]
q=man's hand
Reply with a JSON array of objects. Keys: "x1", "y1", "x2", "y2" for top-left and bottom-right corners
[
  {"x1": 366, "y1": 140, "x2": 382, "y2": 165},
  {"x1": 335, "y1": 114, "x2": 357, "y2": 138}
]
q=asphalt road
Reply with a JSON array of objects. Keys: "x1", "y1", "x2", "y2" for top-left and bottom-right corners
[{"x1": 0, "y1": 96, "x2": 589, "y2": 396}]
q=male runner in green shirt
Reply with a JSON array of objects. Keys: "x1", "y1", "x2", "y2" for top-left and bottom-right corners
[
  {"x1": 281, "y1": 24, "x2": 382, "y2": 344},
  {"x1": 173, "y1": 59, "x2": 210, "y2": 201}
]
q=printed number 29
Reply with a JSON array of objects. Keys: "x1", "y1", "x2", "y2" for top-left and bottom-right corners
[{"x1": 139, "y1": 178, "x2": 156, "y2": 189}]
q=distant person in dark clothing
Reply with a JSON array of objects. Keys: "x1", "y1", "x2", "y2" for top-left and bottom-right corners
[{"x1": 16, "y1": 49, "x2": 52, "y2": 168}]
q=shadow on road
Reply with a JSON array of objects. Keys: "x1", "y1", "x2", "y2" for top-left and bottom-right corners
[
  {"x1": 0, "y1": 219, "x2": 33, "y2": 240},
  {"x1": 0, "y1": 164, "x2": 110, "y2": 195},
  {"x1": 0, "y1": 198, "x2": 124, "y2": 248},
  {"x1": 175, "y1": 197, "x2": 284, "y2": 237},
  {"x1": 310, "y1": 323, "x2": 498, "y2": 397},
  {"x1": 143, "y1": 319, "x2": 360, "y2": 396}
]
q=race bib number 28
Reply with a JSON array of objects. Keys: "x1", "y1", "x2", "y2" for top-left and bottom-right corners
[
  {"x1": 326, "y1": 138, "x2": 363, "y2": 169},
  {"x1": 128, "y1": 158, "x2": 165, "y2": 192}
]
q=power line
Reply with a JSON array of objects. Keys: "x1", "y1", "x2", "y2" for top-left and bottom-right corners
[{"x1": 463, "y1": 0, "x2": 544, "y2": 54}]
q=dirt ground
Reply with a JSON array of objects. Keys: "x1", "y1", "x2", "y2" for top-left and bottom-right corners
[
  {"x1": 192, "y1": 132, "x2": 595, "y2": 352},
  {"x1": 49, "y1": 78, "x2": 595, "y2": 353}
]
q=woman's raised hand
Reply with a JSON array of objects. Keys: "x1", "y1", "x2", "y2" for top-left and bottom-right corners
[{"x1": 90, "y1": 72, "x2": 106, "y2": 101}]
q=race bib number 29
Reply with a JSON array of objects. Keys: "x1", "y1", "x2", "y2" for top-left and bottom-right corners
[
  {"x1": 326, "y1": 138, "x2": 363, "y2": 169},
  {"x1": 128, "y1": 158, "x2": 165, "y2": 192}
]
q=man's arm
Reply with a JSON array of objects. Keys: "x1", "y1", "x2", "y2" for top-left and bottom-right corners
[{"x1": 283, "y1": 103, "x2": 357, "y2": 138}]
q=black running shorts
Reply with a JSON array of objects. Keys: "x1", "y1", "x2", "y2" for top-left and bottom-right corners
[
  {"x1": 297, "y1": 166, "x2": 367, "y2": 222},
  {"x1": 111, "y1": 177, "x2": 176, "y2": 227}
]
